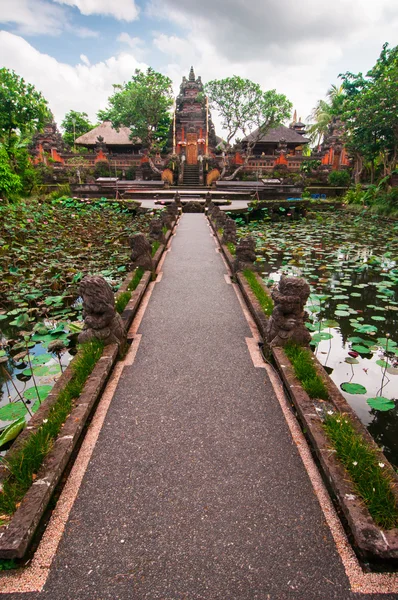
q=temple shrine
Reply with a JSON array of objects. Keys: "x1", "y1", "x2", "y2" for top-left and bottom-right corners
[{"x1": 29, "y1": 67, "x2": 350, "y2": 186}]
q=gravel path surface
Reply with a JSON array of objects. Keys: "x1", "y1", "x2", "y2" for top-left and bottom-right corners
[{"x1": 2, "y1": 215, "x2": 396, "y2": 599}]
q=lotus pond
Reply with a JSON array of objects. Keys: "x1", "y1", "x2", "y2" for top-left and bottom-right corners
[
  {"x1": 236, "y1": 209, "x2": 398, "y2": 467},
  {"x1": 0, "y1": 197, "x2": 152, "y2": 450}
]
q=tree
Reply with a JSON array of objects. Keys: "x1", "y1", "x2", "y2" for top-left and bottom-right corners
[
  {"x1": 204, "y1": 76, "x2": 292, "y2": 179},
  {"x1": 340, "y1": 43, "x2": 398, "y2": 182},
  {"x1": 98, "y1": 68, "x2": 173, "y2": 173},
  {"x1": 0, "y1": 145, "x2": 22, "y2": 200},
  {"x1": 0, "y1": 68, "x2": 49, "y2": 149},
  {"x1": 61, "y1": 110, "x2": 94, "y2": 148},
  {"x1": 307, "y1": 84, "x2": 344, "y2": 147}
]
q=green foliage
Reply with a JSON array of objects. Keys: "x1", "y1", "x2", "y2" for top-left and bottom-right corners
[
  {"x1": 151, "y1": 241, "x2": 160, "y2": 256},
  {"x1": 343, "y1": 184, "x2": 365, "y2": 205},
  {"x1": 94, "y1": 160, "x2": 111, "y2": 178},
  {"x1": 307, "y1": 84, "x2": 345, "y2": 146},
  {"x1": 47, "y1": 183, "x2": 71, "y2": 200},
  {"x1": 205, "y1": 76, "x2": 292, "y2": 150},
  {"x1": 243, "y1": 269, "x2": 273, "y2": 316},
  {"x1": 98, "y1": 68, "x2": 173, "y2": 153},
  {"x1": 0, "y1": 145, "x2": 21, "y2": 199},
  {"x1": 284, "y1": 343, "x2": 329, "y2": 400},
  {"x1": 340, "y1": 43, "x2": 398, "y2": 176},
  {"x1": 328, "y1": 170, "x2": 350, "y2": 187},
  {"x1": 0, "y1": 341, "x2": 104, "y2": 517},
  {"x1": 226, "y1": 242, "x2": 236, "y2": 255},
  {"x1": 0, "y1": 68, "x2": 50, "y2": 146},
  {"x1": 300, "y1": 159, "x2": 321, "y2": 174},
  {"x1": 115, "y1": 291, "x2": 131, "y2": 314},
  {"x1": 61, "y1": 110, "x2": 93, "y2": 148},
  {"x1": 324, "y1": 413, "x2": 398, "y2": 528},
  {"x1": 127, "y1": 267, "x2": 145, "y2": 291}
]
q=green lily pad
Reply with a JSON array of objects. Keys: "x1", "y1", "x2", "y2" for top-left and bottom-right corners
[
  {"x1": 312, "y1": 332, "x2": 333, "y2": 343},
  {"x1": 0, "y1": 417, "x2": 26, "y2": 448},
  {"x1": 0, "y1": 403, "x2": 27, "y2": 421},
  {"x1": 352, "y1": 345, "x2": 372, "y2": 354},
  {"x1": 367, "y1": 397, "x2": 395, "y2": 412},
  {"x1": 345, "y1": 357, "x2": 359, "y2": 364},
  {"x1": 341, "y1": 382, "x2": 367, "y2": 395},
  {"x1": 371, "y1": 316, "x2": 386, "y2": 321},
  {"x1": 376, "y1": 360, "x2": 389, "y2": 368},
  {"x1": 30, "y1": 354, "x2": 53, "y2": 366},
  {"x1": 335, "y1": 310, "x2": 351, "y2": 317},
  {"x1": 354, "y1": 324, "x2": 378, "y2": 334},
  {"x1": 24, "y1": 385, "x2": 53, "y2": 402}
]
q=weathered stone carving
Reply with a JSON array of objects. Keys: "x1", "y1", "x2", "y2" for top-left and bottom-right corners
[
  {"x1": 265, "y1": 276, "x2": 311, "y2": 347},
  {"x1": 211, "y1": 205, "x2": 221, "y2": 220},
  {"x1": 78, "y1": 275, "x2": 126, "y2": 346},
  {"x1": 205, "y1": 192, "x2": 212, "y2": 207},
  {"x1": 174, "y1": 191, "x2": 181, "y2": 206},
  {"x1": 167, "y1": 202, "x2": 179, "y2": 217},
  {"x1": 221, "y1": 217, "x2": 237, "y2": 245},
  {"x1": 215, "y1": 211, "x2": 227, "y2": 230},
  {"x1": 161, "y1": 211, "x2": 174, "y2": 230},
  {"x1": 183, "y1": 201, "x2": 204, "y2": 213},
  {"x1": 149, "y1": 219, "x2": 165, "y2": 244},
  {"x1": 234, "y1": 236, "x2": 257, "y2": 272},
  {"x1": 130, "y1": 233, "x2": 153, "y2": 271}
]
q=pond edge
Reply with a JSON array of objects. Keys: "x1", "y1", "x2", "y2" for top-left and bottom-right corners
[
  {"x1": 0, "y1": 218, "x2": 178, "y2": 560},
  {"x1": 209, "y1": 213, "x2": 398, "y2": 562}
]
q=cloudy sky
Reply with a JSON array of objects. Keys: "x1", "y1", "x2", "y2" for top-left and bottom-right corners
[{"x1": 1, "y1": 0, "x2": 397, "y2": 134}]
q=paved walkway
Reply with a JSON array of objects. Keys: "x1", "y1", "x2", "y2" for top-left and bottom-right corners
[{"x1": 2, "y1": 215, "x2": 396, "y2": 599}]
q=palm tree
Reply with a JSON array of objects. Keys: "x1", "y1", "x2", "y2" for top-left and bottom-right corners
[{"x1": 307, "y1": 84, "x2": 344, "y2": 147}]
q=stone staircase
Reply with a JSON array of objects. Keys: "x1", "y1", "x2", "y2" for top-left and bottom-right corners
[{"x1": 183, "y1": 164, "x2": 200, "y2": 187}]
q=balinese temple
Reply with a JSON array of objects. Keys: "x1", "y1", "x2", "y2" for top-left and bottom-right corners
[
  {"x1": 29, "y1": 117, "x2": 67, "y2": 164},
  {"x1": 75, "y1": 121, "x2": 141, "y2": 154},
  {"x1": 173, "y1": 66, "x2": 218, "y2": 163},
  {"x1": 242, "y1": 111, "x2": 310, "y2": 157}
]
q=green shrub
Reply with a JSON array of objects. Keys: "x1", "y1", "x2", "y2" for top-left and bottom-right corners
[
  {"x1": 243, "y1": 269, "x2": 273, "y2": 316},
  {"x1": 343, "y1": 184, "x2": 365, "y2": 205},
  {"x1": 324, "y1": 413, "x2": 398, "y2": 529},
  {"x1": 47, "y1": 183, "x2": 71, "y2": 200},
  {"x1": 127, "y1": 267, "x2": 145, "y2": 291},
  {"x1": 328, "y1": 170, "x2": 350, "y2": 187},
  {"x1": 115, "y1": 291, "x2": 131, "y2": 313},
  {"x1": 284, "y1": 342, "x2": 329, "y2": 400},
  {"x1": 0, "y1": 340, "x2": 104, "y2": 518}
]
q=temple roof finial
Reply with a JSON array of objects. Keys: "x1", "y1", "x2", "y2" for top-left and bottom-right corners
[
  {"x1": 189, "y1": 66, "x2": 195, "y2": 81},
  {"x1": 293, "y1": 109, "x2": 297, "y2": 124}
]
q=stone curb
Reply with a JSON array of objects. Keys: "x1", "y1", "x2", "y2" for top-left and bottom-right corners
[
  {"x1": 0, "y1": 219, "x2": 178, "y2": 560},
  {"x1": 0, "y1": 344, "x2": 119, "y2": 559},
  {"x1": 273, "y1": 347, "x2": 398, "y2": 561},
  {"x1": 208, "y1": 213, "x2": 398, "y2": 562}
]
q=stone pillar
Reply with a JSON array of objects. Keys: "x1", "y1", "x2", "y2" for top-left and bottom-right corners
[{"x1": 234, "y1": 236, "x2": 256, "y2": 272}]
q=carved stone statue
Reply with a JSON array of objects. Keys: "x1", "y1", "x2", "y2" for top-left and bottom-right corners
[
  {"x1": 149, "y1": 219, "x2": 165, "y2": 244},
  {"x1": 234, "y1": 236, "x2": 257, "y2": 272},
  {"x1": 130, "y1": 234, "x2": 153, "y2": 271},
  {"x1": 205, "y1": 192, "x2": 212, "y2": 207},
  {"x1": 161, "y1": 211, "x2": 174, "y2": 230},
  {"x1": 211, "y1": 205, "x2": 221, "y2": 220},
  {"x1": 167, "y1": 202, "x2": 179, "y2": 217},
  {"x1": 216, "y1": 211, "x2": 227, "y2": 230},
  {"x1": 265, "y1": 276, "x2": 311, "y2": 348},
  {"x1": 183, "y1": 201, "x2": 204, "y2": 213},
  {"x1": 78, "y1": 276, "x2": 126, "y2": 346},
  {"x1": 221, "y1": 217, "x2": 237, "y2": 245}
]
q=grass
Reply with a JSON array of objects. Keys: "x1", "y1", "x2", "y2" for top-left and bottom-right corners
[
  {"x1": 127, "y1": 266, "x2": 145, "y2": 292},
  {"x1": 284, "y1": 342, "x2": 329, "y2": 400},
  {"x1": 243, "y1": 269, "x2": 274, "y2": 316},
  {"x1": 324, "y1": 413, "x2": 398, "y2": 529},
  {"x1": 226, "y1": 242, "x2": 236, "y2": 255},
  {"x1": 0, "y1": 340, "x2": 104, "y2": 520},
  {"x1": 151, "y1": 241, "x2": 161, "y2": 257},
  {"x1": 115, "y1": 291, "x2": 131, "y2": 314}
]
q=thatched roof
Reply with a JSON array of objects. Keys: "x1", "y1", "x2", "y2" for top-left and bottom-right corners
[
  {"x1": 75, "y1": 121, "x2": 140, "y2": 146},
  {"x1": 243, "y1": 124, "x2": 309, "y2": 145}
]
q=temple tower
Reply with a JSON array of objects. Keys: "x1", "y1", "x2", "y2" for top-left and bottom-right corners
[{"x1": 174, "y1": 67, "x2": 216, "y2": 164}]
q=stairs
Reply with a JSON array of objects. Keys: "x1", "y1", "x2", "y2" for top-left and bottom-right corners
[{"x1": 183, "y1": 164, "x2": 200, "y2": 187}]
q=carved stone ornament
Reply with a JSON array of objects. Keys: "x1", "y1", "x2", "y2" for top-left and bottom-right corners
[
  {"x1": 265, "y1": 276, "x2": 311, "y2": 348},
  {"x1": 130, "y1": 234, "x2": 153, "y2": 271},
  {"x1": 149, "y1": 219, "x2": 166, "y2": 244},
  {"x1": 221, "y1": 217, "x2": 237, "y2": 245},
  {"x1": 78, "y1": 275, "x2": 126, "y2": 346},
  {"x1": 234, "y1": 236, "x2": 257, "y2": 272}
]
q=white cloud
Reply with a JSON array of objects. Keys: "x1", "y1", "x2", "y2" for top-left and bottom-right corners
[
  {"x1": 53, "y1": 0, "x2": 139, "y2": 21},
  {"x1": 149, "y1": 0, "x2": 398, "y2": 129},
  {"x1": 0, "y1": 31, "x2": 147, "y2": 124},
  {"x1": 0, "y1": 0, "x2": 65, "y2": 35},
  {"x1": 79, "y1": 53, "x2": 90, "y2": 66},
  {"x1": 74, "y1": 26, "x2": 99, "y2": 38}
]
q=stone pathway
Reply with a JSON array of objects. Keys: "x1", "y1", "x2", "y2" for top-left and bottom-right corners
[{"x1": 1, "y1": 215, "x2": 396, "y2": 599}]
